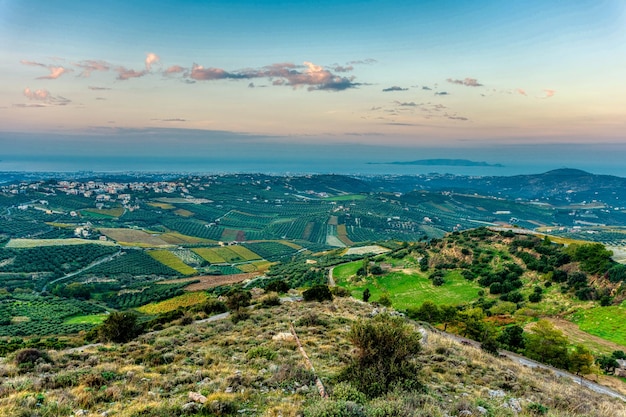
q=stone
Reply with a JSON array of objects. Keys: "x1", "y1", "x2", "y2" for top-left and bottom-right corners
[{"x1": 188, "y1": 391, "x2": 207, "y2": 404}]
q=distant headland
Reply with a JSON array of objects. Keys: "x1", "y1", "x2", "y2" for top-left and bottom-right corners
[{"x1": 369, "y1": 158, "x2": 504, "y2": 167}]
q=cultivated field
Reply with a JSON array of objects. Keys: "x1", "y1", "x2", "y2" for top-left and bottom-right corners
[
  {"x1": 99, "y1": 228, "x2": 171, "y2": 247},
  {"x1": 147, "y1": 250, "x2": 198, "y2": 275},
  {"x1": 5, "y1": 238, "x2": 116, "y2": 248},
  {"x1": 136, "y1": 291, "x2": 209, "y2": 314},
  {"x1": 162, "y1": 272, "x2": 258, "y2": 291}
]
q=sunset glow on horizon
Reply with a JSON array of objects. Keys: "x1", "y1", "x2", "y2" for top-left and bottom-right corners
[{"x1": 1, "y1": 0, "x2": 625, "y2": 173}]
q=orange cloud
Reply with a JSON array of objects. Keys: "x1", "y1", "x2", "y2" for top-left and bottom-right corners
[
  {"x1": 145, "y1": 52, "x2": 160, "y2": 70},
  {"x1": 22, "y1": 87, "x2": 70, "y2": 105},
  {"x1": 164, "y1": 65, "x2": 185, "y2": 74},
  {"x1": 74, "y1": 60, "x2": 110, "y2": 77},
  {"x1": 116, "y1": 67, "x2": 147, "y2": 80},
  {"x1": 20, "y1": 60, "x2": 72, "y2": 79}
]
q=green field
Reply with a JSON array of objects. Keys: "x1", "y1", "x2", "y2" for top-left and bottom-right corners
[
  {"x1": 64, "y1": 314, "x2": 108, "y2": 325},
  {"x1": 82, "y1": 207, "x2": 125, "y2": 217},
  {"x1": 334, "y1": 262, "x2": 481, "y2": 309},
  {"x1": 570, "y1": 304, "x2": 626, "y2": 347},
  {"x1": 227, "y1": 245, "x2": 263, "y2": 261},
  {"x1": 325, "y1": 194, "x2": 367, "y2": 201},
  {"x1": 147, "y1": 250, "x2": 198, "y2": 275},
  {"x1": 192, "y1": 247, "x2": 227, "y2": 263},
  {"x1": 6, "y1": 238, "x2": 116, "y2": 248},
  {"x1": 136, "y1": 291, "x2": 209, "y2": 314}
]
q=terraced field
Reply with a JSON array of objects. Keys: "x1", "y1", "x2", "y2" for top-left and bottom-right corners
[{"x1": 147, "y1": 250, "x2": 198, "y2": 275}]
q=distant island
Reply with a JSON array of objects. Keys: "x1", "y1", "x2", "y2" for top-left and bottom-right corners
[{"x1": 369, "y1": 158, "x2": 504, "y2": 167}]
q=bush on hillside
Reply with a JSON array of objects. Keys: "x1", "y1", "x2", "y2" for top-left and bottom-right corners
[
  {"x1": 97, "y1": 312, "x2": 142, "y2": 343},
  {"x1": 303, "y1": 285, "x2": 333, "y2": 302},
  {"x1": 340, "y1": 314, "x2": 422, "y2": 398}
]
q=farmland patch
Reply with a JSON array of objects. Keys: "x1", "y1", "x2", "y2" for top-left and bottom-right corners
[
  {"x1": 99, "y1": 228, "x2": 171, "y2": 247},
  {"x1": 147, "y1": 250, "x2": 198, "y2": 275},
  {"x1": 136, "y1": 291, "x2": 209, "y2": 314},
  {"x1": 164, "y1": 272, "x2": 258, "y2": 291},
  {"x1": 6, "y1": 238, "x2": 116, "y2": 248}
]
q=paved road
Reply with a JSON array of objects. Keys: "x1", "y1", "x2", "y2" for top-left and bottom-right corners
[
  {"x1": 41, "y1": 250, "x2": 122, "y2": 293},
  {"x1": 425, "y1": 328, "x2": 626, "y2": 402}
]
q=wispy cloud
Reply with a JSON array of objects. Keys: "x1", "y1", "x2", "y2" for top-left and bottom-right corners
[
  {"x1": 88, "y1": 86, "x2": 112, "y2": 91},
  {"x1": 393, "y1": 101, "x2": 417, "y2": 107},
  {"x1": 516, "y1": 88, "x2": 527, "y2": 96},
  {"x1": 153, "y1": 118, "x2": 187, "y2": 122},
  {"x1": 39, "y1": 66, "x2": 72, "y2": 79},
  {"x1": 21, "y1": 87, "x2": 71, "y2": 106},
  {"x1": 164, "y1": 65, "x2": 185, "y2": 75},
  {"x1": 332, "y1": 65, "x2": 353, "y2": 73},
  {"x1": 422, "y1": 86, "x2": 432, "y2": 90},
  {"x1": 190, "y1": 64, "x2": 244, "y2": 80},
  {"x1": 116, "y1": 67, "x2": 148, "y2": 80},
  {"x1": 435, "y1": 91, "x2": 449, "y2": 96},
  {"x1": 20, "y1": 60, "x2": 72, "y2": 79},
  {"x1": 74, "y1": 60, "x2": 110, "y2": 77},
  {"x1": 347, "y1": 59, "x2": 377, "y2": 65},
  {"x1": 382, "y1": 86, "x2": 408, "y2": 92},
  {"x1": 446, "y1": 77, "x2": 483, "y2": 87},
  {"x1": 539, "y1": 89, "x2": 556, "y2": 99},
  {"x1": 20, "y1": 60, "x2": 47, "y2": 68}
]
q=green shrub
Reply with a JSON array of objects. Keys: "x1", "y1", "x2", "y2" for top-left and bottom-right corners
[
  {"x1": 296, "y1": 312, "x2": 328, "y2": 327},
  {"x1": 247, "y1": 345, "x2": 277, "y2": 361},
  {"x1": 340, "y1": 314, "x2": 422, "y2": 398},
  {"x1": 303, "y1": 285, "x2": 333, "y2": 302},
  {"x1": 377, "y1": 294, "x2": 392, "y2": 307},
  {"x1": 14, "y1": 348, "x2": 50, "y2": 367},
  {"x1": 225, "y1": 289, "x2": 252, "y2": 311},
  {"x1": 231, "y1": 309, "x2": 250, "y2": 324},
  {"x1": 266, "y1": 279, "x2": 290, "y2": 293},
  {"x1": 527, "y1": 403, "x2": 549, "y2": 415},
  {"x1": 303, "y1": 399, "x2": 366, "y2": 417},
  {"x1": 260, "y1": 292, "x2": 281, "y2": 307},
  {"x1": 199, "y1": 298, "x2": 227, "y2": 315},
  {"x1": 332, "y1": 382, "x2": 366, "y2": 405},
  {"x1": 331, "y1": 286, "x2": 351, "y2": 297},
  {"x1": 97, "y1": 312, "x2": 142, "y2": 343}
]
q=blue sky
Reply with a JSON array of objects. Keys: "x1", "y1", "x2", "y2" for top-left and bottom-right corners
[{"x1": 1, "y1": 0, "x2": 625, "y2": 173}]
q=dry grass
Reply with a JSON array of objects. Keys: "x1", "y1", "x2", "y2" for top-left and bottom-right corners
[
  {"x1": 161, "y1": 272, "x2": 259, "y2": 291},
  {"x1": 159, "y1": 232, "x2": 215, "y2": 244},
  {"x1": 5, "y1": 238, "x2": 116, "y2": 248},
  {"x1": 99, "y1": 228, "x2": 171, "y2": 247},
  {"x1": 2, "y1": 299, "x2": 626, "y2": 417}
]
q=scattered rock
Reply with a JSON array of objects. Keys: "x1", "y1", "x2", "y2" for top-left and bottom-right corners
[
  {"x1": 182, "y1": 402, "x2": 201, "y2": 413},
  {"x1": 488, "y1": 389, "x2": 505, "y2": 399},
  {"x1": 272, "y1": 332, "x2": 295, "y2": 341},
  {"x1": 188, "y1": 391, "x2": 207, "y2": 404},
  {"x1": 504, "y1": 398, "x2": 522, "y2": 413}
]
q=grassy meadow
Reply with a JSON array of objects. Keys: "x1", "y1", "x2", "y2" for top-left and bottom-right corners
[{"x1": 334, "y1": 261, "x2": 481, "y2": 309}]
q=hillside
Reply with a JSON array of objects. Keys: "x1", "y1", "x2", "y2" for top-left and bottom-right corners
[{"x1": 2, "y1": 297, "x2": 626, "y2": 417}]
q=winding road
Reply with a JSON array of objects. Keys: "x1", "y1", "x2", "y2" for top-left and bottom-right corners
[{"x1": 41, "y1": 250, "x2": 122, "y2": 293}]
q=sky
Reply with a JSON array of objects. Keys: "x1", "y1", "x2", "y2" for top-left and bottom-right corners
[{"x1": 1, "y1": 0, "x2": 626, "y2": 174}]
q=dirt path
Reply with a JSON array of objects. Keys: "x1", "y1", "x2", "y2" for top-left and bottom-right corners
[{"x1": 542, "y1": 317, "x2": 626, "y2": 354}]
